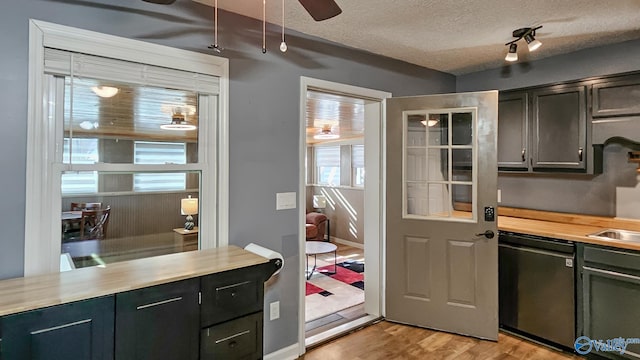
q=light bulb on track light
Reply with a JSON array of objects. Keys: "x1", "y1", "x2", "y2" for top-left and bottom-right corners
[
  {"x1": 505, "y1": 43, "x2": 518, "y2": 62},
  {"x1": 525, "y1": 33, "x2": 542, "y2": 52}
]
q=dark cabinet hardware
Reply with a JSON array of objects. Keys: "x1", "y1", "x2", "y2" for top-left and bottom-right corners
[
  {"x1": 521, "y1": 148, "x2": 526, "y2": 162},
  {"x1": 578, "y1": 147, "x2": 583, "y2": 162}
]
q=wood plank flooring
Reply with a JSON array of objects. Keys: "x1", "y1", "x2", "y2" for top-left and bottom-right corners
[{"x1": 302, "y1": 321, "x2": 583, "y2": 360}]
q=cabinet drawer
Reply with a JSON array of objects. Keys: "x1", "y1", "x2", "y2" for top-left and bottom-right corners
[
  {"x1": 201, "y1": 312, "x2": 262, "y2": 360},
  {"x1": 201, "y1": 266, "x2": 264, "y2": 326},
  {"x1": 583, "y1": 246, "x2": 640, "y2": 273}
]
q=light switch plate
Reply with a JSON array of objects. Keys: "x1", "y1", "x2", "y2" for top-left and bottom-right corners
[{"x1": 276, "y1": 192, "x2": 296, "y2": 210}]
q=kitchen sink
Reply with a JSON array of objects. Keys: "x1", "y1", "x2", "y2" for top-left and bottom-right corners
[{"x1": 587, "y1": 229, "x2": 640, "y2": 243}]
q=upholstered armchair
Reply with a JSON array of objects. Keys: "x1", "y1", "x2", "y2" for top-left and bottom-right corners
[{"x1": 305, "y1": 212, "x2": 329, "y2": 242}]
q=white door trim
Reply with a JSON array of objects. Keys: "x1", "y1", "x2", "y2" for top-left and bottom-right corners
[
  {"x1": 298, "y1": 76, "x2": 391, "y2": 355},
  {"x1": 25, "y1": 20, "x2": 229, "y2": 276}
]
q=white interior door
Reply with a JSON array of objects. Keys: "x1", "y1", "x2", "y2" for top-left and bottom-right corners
[{"x1": 385, "y1": 91, "x2": 499, "y2": 340}]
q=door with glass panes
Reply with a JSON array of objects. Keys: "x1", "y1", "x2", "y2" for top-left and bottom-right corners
[{"x1": 385, "y1": 91, "x2": 499, "y2": 340}]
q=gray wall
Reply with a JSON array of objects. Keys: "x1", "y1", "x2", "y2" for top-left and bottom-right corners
[
  {"x1": 306, "y1": 186, "x2": 365, "y2": 245},
  {"x1": 0, "y1": 0, "x2": 455, "y2": 354},
  {"x1": 457, "y1": 39, "x2": 640, "y2": 217}
]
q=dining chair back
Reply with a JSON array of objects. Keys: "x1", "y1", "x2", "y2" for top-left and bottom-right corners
[{"x1": 80, "y1": 206, "x2": 111, "y2": 241}]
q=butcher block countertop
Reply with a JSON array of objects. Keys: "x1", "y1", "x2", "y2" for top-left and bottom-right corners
[
  {"x1": 498, "y1": 207, "x2": 640, "y2": 252},
  {"x1": 0, "y1": 246, "x2": 268, "y2": 317}
]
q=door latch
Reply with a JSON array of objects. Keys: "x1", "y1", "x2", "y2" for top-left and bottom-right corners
[{"x1": 475, "y1": 230, "x2": 495, "y2": 239}]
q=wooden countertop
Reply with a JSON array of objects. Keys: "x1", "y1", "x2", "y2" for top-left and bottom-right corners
[
  {"x1": 0, "y1": 246, "x2": 268, "y2": 317},
  {"x1": 498, "y1": 208, "x2": 640, "y2": 252}
]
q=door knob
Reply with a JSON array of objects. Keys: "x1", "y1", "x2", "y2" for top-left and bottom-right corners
[{"x1": 475, "y1": 230, "x2": 495, "y2": 239}]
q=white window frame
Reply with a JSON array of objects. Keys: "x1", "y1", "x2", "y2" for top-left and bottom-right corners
[{"x1": 25, "y1": 20, "x2": 230, "y2": 276}]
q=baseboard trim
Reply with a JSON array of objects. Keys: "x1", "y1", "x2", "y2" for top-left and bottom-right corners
[
  {"x1": 264, "y1": 343, "x2": 300, "y2": 360},
  {"x1": 332, "y1": 237, "x2": 364, "y2": 249}
]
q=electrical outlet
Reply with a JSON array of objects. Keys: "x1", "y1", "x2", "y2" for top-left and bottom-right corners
[{"x1": 270, "y1": 301, "x2": 280, "y2": 321}]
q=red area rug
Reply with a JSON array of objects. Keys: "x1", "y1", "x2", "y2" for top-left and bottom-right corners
[
  {"x1": 305, "y1": 282, "x2": 325, "y2": 296},
  {"x1": 317, "y1": 263, "x2": 364, "y2": 284}
]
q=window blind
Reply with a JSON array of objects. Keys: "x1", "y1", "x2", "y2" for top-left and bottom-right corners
[
  {"x1": 61, "y1": 138, "x2": 98, "y2": 194},
  {"x1": 352, "y1": 144, "x2": 365, "y2": 168},
  {"x1": 133, "y1": 141, "x2": 187, "y2": 192},
  {"x1": 315, "y1": 146, "x2": 341, "y2": 167},
  {"x1": 44, "y1": 48, "x2": 220, "y2": 94}
]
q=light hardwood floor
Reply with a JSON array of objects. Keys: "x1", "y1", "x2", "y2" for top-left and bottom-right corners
[{"x1": 302, "y1": 321, "x2": 583, "y2": 360}]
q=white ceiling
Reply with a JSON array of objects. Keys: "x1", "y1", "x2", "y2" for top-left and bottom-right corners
[{"x1": 194, "y1": 0, "x2": 640, "y2": 75}]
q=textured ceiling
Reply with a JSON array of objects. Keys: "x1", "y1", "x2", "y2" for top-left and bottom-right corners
[{"x1": 194, "y1": 0, "x2": 640, "y2": 75}]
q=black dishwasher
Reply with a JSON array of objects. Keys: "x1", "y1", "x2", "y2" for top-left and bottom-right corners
[{"x1": 499, "y1": 231, "x2": 576, "y2": 349}]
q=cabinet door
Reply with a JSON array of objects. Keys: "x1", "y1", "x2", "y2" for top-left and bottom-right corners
[
  {"x1": 498, "y1": 92, "x2": 529, "y2": 170},
  {"x1": 592, "y1": 74, "x2": 640, "y2": 118},
  {"x1": 582, "y1": 266, "x2": 640, "y2": 359},
  {"x1": 1, "y1": 296, "x2": 114, "y2": 360},
  {"x1": 115, "y1": 278, "x2": 200, "y2": 360},
  {"x1": 531, "y1": 85, "x2": 587, "y2": 171}
]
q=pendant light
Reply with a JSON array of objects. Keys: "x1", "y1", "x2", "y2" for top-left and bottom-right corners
[
  {"x1": 160, "y1": 108, "x2": 197, "y2": 131},
  {"x1": 280, "y1": 0, "x2": 287, "y2": 52},
  {"x1": 262, "y1": 0, "x2": 267, "y2": 53},
  {"x1": 313, "y1": 124, "x2": 339, "y2": 140}
]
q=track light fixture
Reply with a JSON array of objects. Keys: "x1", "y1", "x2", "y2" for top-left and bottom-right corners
[{"x1": 504, "y1": 25, "x2": 542, "y2": 62}]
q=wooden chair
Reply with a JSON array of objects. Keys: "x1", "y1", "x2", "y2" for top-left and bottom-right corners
[
  {"x1": 79, "y1": 206, "x2": 111, "y2": 241},
  {"x1": 70, "y1": 202, "x2": 102, "y2": 211}
]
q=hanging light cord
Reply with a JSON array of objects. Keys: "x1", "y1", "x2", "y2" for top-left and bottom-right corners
[
  {"x1": 208, "y1": 0, "x2": 220, "y2": 52},
  {"x1": 214, "y1": 0, "x2": 218, "y2": 48},
  {"x1": 262, "y1": 0, "x2": 267, "y2": 53},
  {"x1": 280, "y1": 0, "x2": 288, "y2": 52}
]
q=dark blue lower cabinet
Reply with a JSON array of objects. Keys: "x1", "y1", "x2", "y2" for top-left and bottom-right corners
[
  {"x1": 115, "y1": 278, "x2": 200, "y2": 360},
  {"x1": 201, "y1": 312, "x2": 263, "y2": 360},
  {"x1": 0, "y1": 296, "x2": 114, "y2": 360}
]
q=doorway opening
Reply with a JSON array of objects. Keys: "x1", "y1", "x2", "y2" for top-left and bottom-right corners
[{"x1": 298, "y1": 77, "x2": 390, "y2": 350}]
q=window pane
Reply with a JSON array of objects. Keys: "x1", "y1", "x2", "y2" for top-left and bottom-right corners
[
  {"x1": 315, "y1": 146, "x2": 341, "y2": 185},
  {"x1": 428, "y1": 113, "x2": 448, "y2": 146},
  {"x1": 64, "y1": 77, "x2": 198, "y2": 164},
  {"x1": 61, "y1": 171, "x2": 200, "y2": 269},
  {"x1": 134, "y1": 141, "x2": 187, "y2": 192},
  {"x1": 352, "y1": 144, "x2": 365, "y2": 187},
  {"x1": 62, "y1": 138, "x2": 99, "y2": 194},
  {"x1": 452, "y1": 112, "x2": 473, "y2": 145}
]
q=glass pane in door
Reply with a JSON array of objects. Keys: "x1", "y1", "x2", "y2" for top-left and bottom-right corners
[{"x1": 403, "y1": 108, "x2": 477, "y2": 221}]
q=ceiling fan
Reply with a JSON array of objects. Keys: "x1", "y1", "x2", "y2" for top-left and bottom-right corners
[{"x1": 142, "y1": 0, "x2": 342, "y2": 21}]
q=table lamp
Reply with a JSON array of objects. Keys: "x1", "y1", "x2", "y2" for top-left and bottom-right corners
[
  {"x1": 313, "y1": 195, "x2": 327, "y2": 213},
  {"x1": 181, "y1": 195, "x2": 198, "y2": 230}
]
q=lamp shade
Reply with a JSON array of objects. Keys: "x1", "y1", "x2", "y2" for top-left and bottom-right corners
[
  {"x1": 313, "y1": 195, "x2": 327, "y2": 209},
  {"x1": 181, "y1": 196, "x2": 198, "y2": 215}
]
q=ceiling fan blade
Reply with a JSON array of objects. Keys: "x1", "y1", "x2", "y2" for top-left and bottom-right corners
[
  {"x1": 142, "y1": 0, "x2": 177, "y2": 4},
  {"x1": 298, "y1": 0, "x2": 342, "y2": 21}
]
